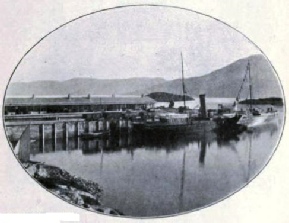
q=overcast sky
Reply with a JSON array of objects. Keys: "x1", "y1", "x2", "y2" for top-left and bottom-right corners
[{"x1": 12, "y1": 6, "x2": 260, "y2": 82}]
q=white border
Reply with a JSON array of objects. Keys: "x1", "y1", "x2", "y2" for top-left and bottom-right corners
[{"x1": 1, "y1": 1, "x2": 288, "y2": 222}]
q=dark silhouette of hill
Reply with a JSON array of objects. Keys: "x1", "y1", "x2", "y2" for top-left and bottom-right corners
[{"x1": 131, "y1": 54, "x2": 282, "y2": 98}]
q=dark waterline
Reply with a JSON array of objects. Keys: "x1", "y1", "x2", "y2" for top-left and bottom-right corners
[{"x1": 30, "y1": 113, "x2": 283, "y2": 217}]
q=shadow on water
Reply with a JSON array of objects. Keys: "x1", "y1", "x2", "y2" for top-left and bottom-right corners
[
  {"x1": 30, "y1": 125, "x2": 261, "y2": 162},
  {"x1": 29, "y1": 119, "x2": 281, "y2": 217}
]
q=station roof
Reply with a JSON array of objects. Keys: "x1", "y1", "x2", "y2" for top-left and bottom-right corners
[{"x1": 5, "y1": 95, "x2": 156, "y2": 106}]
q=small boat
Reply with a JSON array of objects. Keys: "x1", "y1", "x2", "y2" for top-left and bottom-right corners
[
  {"x1": 212, "y1": 101, "x2": 245, "y2": 135},
  {"x1": 80, "y1": 131, "x2": 110, "y2": 140},
  {"x1": 214, "y1": 112, "x2": 245, "y2": 137}
]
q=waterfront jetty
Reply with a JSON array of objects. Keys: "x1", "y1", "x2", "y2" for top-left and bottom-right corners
[
  {"x1": 5, "y1": 113, "x2": 133, "y2": 142},
  {"x1": 4, "y1": 93, "x2": 246, "y2": 143}
]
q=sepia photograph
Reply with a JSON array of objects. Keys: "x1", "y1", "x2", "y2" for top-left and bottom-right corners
[{"x1": 2, "y1": 5, "x2": 285, "y2": 218}]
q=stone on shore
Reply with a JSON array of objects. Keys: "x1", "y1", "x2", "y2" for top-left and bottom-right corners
[{"x1": 22, "y1": 162, "x2": 123, "y2": 215}]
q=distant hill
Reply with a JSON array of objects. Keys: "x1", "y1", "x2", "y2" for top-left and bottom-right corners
[
  {"x1": 131, "y1": 54, "x2": 283, "y2": 99},
  {"x1": 147, "y1": 92, "x2": 194, "y2": 102},
  {"x1": 6, "y1": 55, "x2": 283, "y2": 99},
  {"x1": 6, "y1": 77, "x2": 166, "y2": 96}
]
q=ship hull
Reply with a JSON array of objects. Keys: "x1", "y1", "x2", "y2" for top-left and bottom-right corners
[{"x1": 237, "y1": 112, "x2": 278, "y2": 128}]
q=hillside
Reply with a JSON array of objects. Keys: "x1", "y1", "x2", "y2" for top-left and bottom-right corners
[
  {"x1": 131, "y1": 54, "x2": 283, "y2": 98},
  {"x1": 6, "y1": 55, "x2": 283, "y2": 99},
  {"x1": 6, "y1": 77, "x2": 166, "y2": 96}
]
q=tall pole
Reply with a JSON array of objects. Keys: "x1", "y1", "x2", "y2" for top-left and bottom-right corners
[
  {"x1": 181, "y1": 52, "x2": 186, "y2": 108},
  {"x1": 248, "y1": 61, "x2": 253, "y2": 111}
]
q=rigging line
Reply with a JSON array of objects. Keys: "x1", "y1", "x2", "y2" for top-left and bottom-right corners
[
  {"x1": 185, "y1": 86, "x2": 194, "y2": 98},
  {"x1": 236, "y1": 61, "x2": 250, "y2": 102}
]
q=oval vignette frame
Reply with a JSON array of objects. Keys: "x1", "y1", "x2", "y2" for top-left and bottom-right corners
[{"x1": 2, "y1": 4, "x2": 286, "y2": 219}]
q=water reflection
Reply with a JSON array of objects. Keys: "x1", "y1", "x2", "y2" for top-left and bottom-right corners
[
  {"x1": 179, "y1": 146, "x2": 186, "y2": 212},
  {"x1": 30, "y1": 119, "x2": 282, "y2": 217},
  {"x1": 199, "y1": 137, "x2": 206, "y2": 166},
  {"x1": 32, "y1": 130, "x2": 245, "y2": 160}
]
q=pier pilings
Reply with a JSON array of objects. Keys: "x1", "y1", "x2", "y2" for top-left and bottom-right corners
[{"x1": 5, "y1": 117, "x2": 132, "y2": 142}]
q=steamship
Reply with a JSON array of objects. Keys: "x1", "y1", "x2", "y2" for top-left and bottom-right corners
[
  {"x1": 134, "y1": 53, "x2": 244, "y2": 135},
  {"x1": 140, "y1": 53, "x2": 191, "y2": 132}
]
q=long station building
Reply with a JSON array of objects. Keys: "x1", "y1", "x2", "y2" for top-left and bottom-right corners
[{"x1": 4, "y1": 94, "x2": 156, "y2": 115}]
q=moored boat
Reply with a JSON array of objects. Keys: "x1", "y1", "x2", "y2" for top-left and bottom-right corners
[
  {"x1": 237, "y1": 107, "x2": 278, "y2": 128},
  {"x1": 135, "y1": 52, "x2": 193, "y2": 132},
  {"x1": 213, "y1": 112, "x2": 245, "y2": 137},
  {"x1": 235, "y1": 61, "x2": 278, "y2": 128},
  {"x1": 133, "y1": 52, "x2": 244, "y2": 136}
]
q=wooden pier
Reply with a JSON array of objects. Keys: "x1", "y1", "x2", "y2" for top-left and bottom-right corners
[{"x1": 5, "y1": 117, "x2": 133, "y2": 142}]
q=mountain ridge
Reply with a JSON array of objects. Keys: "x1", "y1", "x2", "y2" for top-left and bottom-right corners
[
  {"x1": 6, "y1": 54, "x2": 282, "y2": 98},
  {"x1": 7, "y1": 77, "x2": 167, "y2": 96},
  {"x1": 130, "y1": 54, "x2": 282, "y2": 98}
]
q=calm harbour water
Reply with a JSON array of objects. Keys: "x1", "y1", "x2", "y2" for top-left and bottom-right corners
[{"x1": 30, "y1": 100, "x2": 284, "y2": 217}]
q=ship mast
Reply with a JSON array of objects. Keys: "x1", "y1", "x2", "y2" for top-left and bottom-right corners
[
  {"x1": 235, "y1": 60, "x2": 252, "y2": 110},
  {"x1": 181, "y1": 52, "x2": 186, "y2": 108},
  {"x1": 248, "y1": 61, "x2": 253, "y2": 110}
]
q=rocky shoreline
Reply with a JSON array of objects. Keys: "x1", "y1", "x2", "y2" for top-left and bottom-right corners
[{"x1": 23, "y1": 161, "x2": 123, "y2": 216}]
